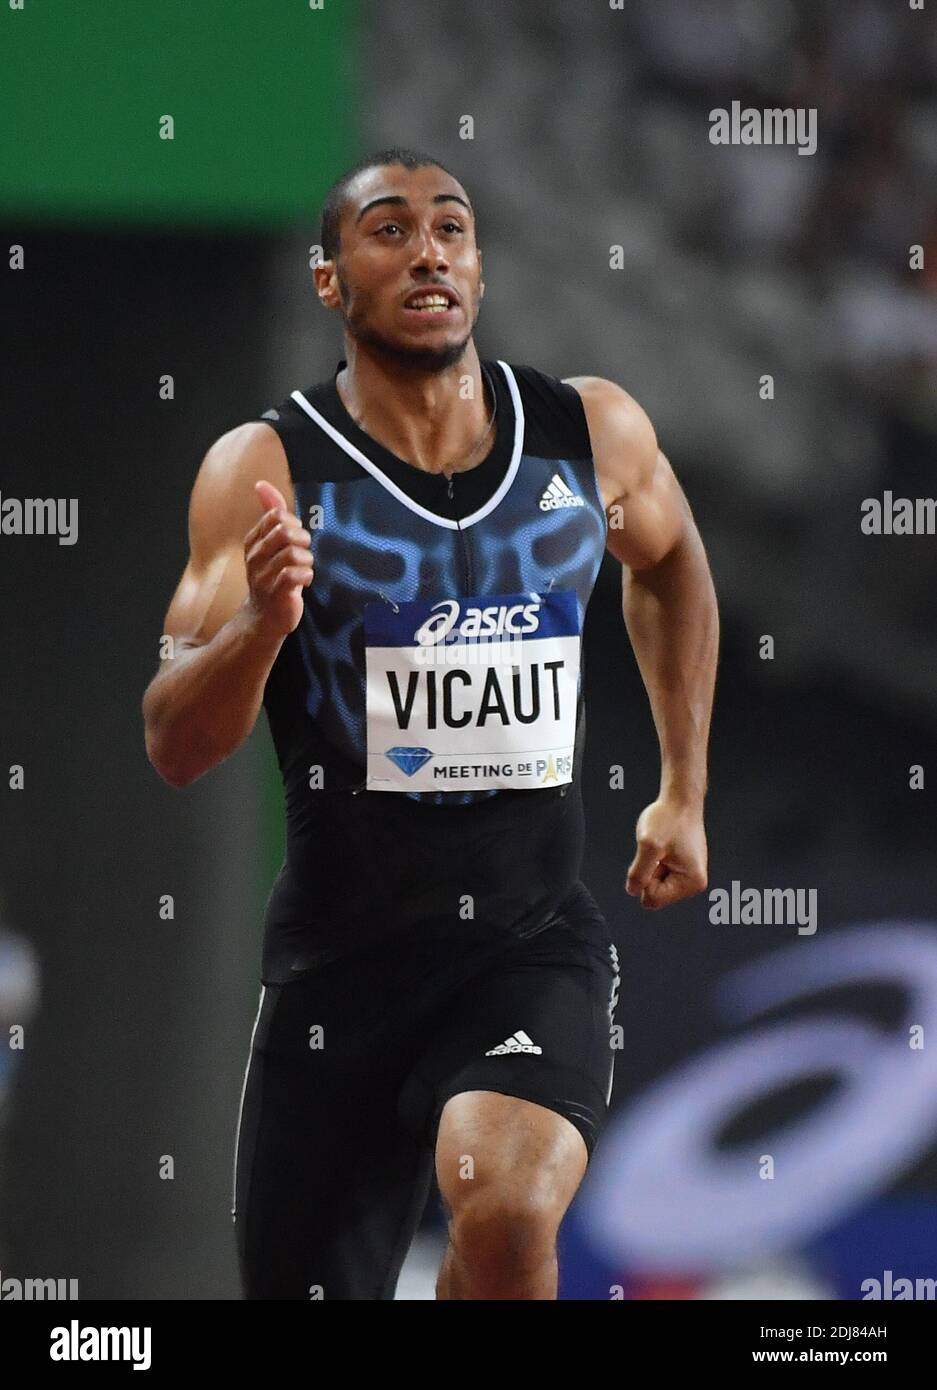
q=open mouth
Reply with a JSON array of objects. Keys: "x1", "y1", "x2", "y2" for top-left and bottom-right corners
[{"x1": 402, "y1": 290, "x2": 460, "y2": 317}]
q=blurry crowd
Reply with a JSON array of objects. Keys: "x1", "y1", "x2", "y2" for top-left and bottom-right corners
[{"x1": 633, "y1": 0, "x2": 937, "y2": 497}]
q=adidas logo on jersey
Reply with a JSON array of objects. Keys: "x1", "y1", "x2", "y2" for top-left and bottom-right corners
[
  {"x1": 539, "y1": 473, "x2": 584, "y2": 511},
  {"x1": 485, "y1": 1029, "x2": 543, "y2": 1056}
]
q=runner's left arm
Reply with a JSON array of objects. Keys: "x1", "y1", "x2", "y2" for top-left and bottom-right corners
[{"x1": 565, "y1": 375, "x2": 719, "y2": 910}]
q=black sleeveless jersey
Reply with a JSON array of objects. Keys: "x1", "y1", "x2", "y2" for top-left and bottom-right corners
[{"x1": 255, "y1": 358, "x2": 608, "y2": 982}]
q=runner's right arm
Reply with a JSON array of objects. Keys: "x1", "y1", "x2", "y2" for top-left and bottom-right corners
[{"x1": 142, "y1": 423, "x2": 313, "y2": 789}]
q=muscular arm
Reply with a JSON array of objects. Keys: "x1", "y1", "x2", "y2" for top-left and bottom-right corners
[
  {"x1": 565, "y1": 375, "x2": 719, "y2": 907},
  {"x1": 142, "y1": 423, "x2": 312, "y2": 789}
]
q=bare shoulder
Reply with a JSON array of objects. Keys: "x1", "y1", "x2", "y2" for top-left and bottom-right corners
[
  {"x1": 187, "y1": 421, "x2": 294, "y2": 559},
  {"x1": 562, "y1": 375, "x2": 658, "y2": 509}
]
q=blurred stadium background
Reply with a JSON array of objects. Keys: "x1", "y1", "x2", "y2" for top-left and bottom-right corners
[{"x1": 1, "y1": 0, "x2": 935, "y2": 1299}]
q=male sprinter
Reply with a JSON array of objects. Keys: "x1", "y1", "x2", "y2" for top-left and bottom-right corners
[{"x1": 142, "y1": 148, "x2": 718, "y2": 1301}]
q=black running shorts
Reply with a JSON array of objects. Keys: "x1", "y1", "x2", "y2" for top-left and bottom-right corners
[{"x1": 232, "y1": 879, "x2": 621, "y2": 1300}]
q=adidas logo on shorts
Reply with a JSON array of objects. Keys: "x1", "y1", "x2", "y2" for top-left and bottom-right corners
[
  {"x1": 539, "y1": 473, "x2": 584, "y2": 511},
  {"x1": 485, "y1": 1029, "x2": 543, "y2": 1056}
]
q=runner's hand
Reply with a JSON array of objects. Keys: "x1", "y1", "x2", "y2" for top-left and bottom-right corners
[
  {"x1": 242, "y1": 480, "x2": 314, "y2": 638},
  {"x1": 626, "y1": 798, "x2": 708, "y2": 910}
]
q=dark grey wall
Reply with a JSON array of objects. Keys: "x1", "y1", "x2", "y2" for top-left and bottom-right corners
[{"x1": 0, "y1": 229, "x2": 274, "y2": 1297}]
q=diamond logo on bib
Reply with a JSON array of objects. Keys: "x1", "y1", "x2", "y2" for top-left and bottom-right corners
[{"x1": 363, "y1": 590, "x2": 581, "y2": 792}]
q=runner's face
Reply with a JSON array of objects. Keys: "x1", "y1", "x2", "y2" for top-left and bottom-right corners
[{"x1": 331, "y1": 164, "x2": 483, "y2": 371}]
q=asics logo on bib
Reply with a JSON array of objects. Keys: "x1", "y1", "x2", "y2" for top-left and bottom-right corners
[
  {"x1": 365, "y1": 589, "x2": 581, "y2": 792},
  {"x1": 414, "y1": 598, "x2": 542, "y2": 647}
]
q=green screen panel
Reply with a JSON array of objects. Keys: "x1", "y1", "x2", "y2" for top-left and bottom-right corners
[{"x1": 0, "y1": 0, "x2": 358, "y2": 227}]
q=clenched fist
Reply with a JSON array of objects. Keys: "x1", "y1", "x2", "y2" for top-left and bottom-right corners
[
  {"x1": 626, "y1": 798, "x2": 708, "y2": 910},
  {"x1": 243, "y1": 480, "x2": 314, "y2": 638}
]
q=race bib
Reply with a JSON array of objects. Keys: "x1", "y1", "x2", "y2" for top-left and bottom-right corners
[{"x1": 363, "y1": 590, "x2": 581, "y2": 792}]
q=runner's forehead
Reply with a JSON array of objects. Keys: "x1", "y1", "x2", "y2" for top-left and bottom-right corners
[{"x1": 347, "y1": 166, "x2": 474, "y2": 223}]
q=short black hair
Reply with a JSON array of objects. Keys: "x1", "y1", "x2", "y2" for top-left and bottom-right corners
[{"x1": 319, "y1": 146, "x2": 463, "y2": 260}]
